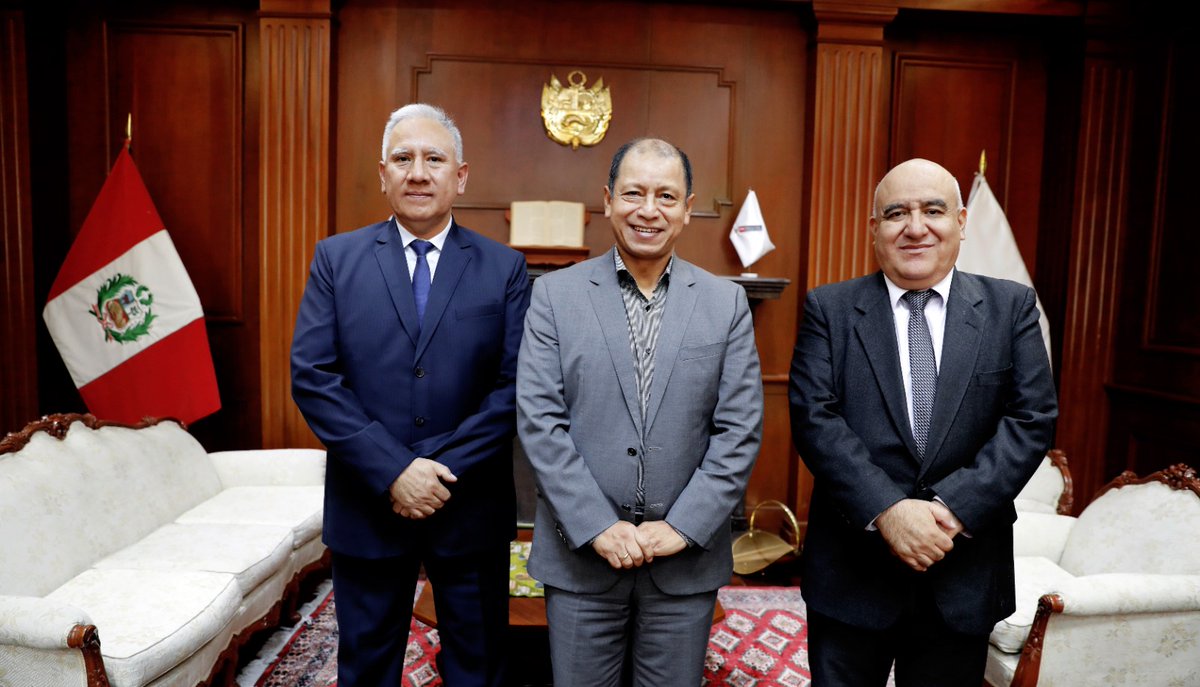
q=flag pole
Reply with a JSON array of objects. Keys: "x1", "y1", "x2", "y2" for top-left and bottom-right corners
[
  {"x1": 125, "y1": 113, "x2": 132, "y2": 151},
  {"x1": 978, "y1": 149, "x2": 987, "y2": 177}
]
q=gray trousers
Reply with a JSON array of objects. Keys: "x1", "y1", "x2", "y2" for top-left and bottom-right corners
[{"x1": 545, "y1": 569, "x2": 717, "y2": 687}]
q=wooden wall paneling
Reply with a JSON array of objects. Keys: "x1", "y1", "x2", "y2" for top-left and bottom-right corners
[
  {"x1": 0, "y1": 10, "x2": 38, "y2": 434},
  {"x1": 885, "y1": 10, "x2": 1056, "y2": 285},
  {"x1": 1139, "y1": 43, "x2": 1200, "y2": 358},
  {"x1": 333, "y1": 0, "x2": 808, "y2": 521},
  {"x1": 1055, "y1": 44, "x2": 1134, "y2": 509},
  {"x1": 1103, "y1": 31, "x2": 1200, "y2": 483},
  {"x1": 258, "y1": 1, "x2": 331, "y2": 449},
  {"x1": 795, "y1": 2, "x2": 897, "y2": 530},
  {"x1": 102, "y1": 18, "x2": 258, "y2": 450},
  {"x1": 805, "y1": 2, "x2": 896, "y2": 291},
  {"x1": 1107, "y1": 386, "x2": 1200, "y2": 479}
]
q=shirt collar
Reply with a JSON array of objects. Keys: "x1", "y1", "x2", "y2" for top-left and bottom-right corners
[
  {"x1": 395, "y1": 216, "x2": 452, "y2": 252},
  {"x1": 883, "y1": 268, "x2": 955, "y2": 309},
  {"x1": 613, "y1": 247, "x2": 674, "y2": 284}
]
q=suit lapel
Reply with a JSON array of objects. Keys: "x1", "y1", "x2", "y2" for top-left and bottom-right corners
[
  {"x1": 853, "y1": 273, "x2": 921, "y2": 462},
  {"x1": 588, "y1": 253, "x2": 644, "y2": 437},
  {"x1": 374, "y1": 221, "x2": 420, "y2": 346},
  {"x1": 415, "y1": 223, "x2": 471, "y2": 360},
  {"x1": 919, "y1": 271, "x2": 982, "y2": 477},
  {"x1": 643, "y1": 259, "x2": 698, "y2": 433}
]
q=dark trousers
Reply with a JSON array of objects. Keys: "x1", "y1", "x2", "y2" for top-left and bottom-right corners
[
  {"x1": 807, "y1": 586, "x2": 989, "y2": 687},
  {"x1": 331, "y1": 546, "x2": 509, "y2": 687}
]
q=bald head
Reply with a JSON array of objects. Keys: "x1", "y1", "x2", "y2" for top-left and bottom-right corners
[
  {"x1": 869, "y1": 158, "x2": 967, "y2": 290},
  {"x1": 873, "y1": 159, "x2": 962, "y2": 219}
]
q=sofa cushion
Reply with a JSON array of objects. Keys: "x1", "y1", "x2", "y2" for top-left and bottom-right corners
[
  {"x1": 0, "y1": 422, "x2": 222, "y2": 597},
  {"x1": 1059, "y1": 481, "x2": 1200, "y2": 577},
  {"x1": 93, "y1": 523, "x2": 293, "y2": 592},
  {"x1": 45, "y1": 568, "x2": 240, "y2": 687},
  {"x1": 990, "y1": 556, "x2": 1076, "y2": 653},
  {"x1": 174, "y1": 486, "x2": 323, "y2": 548}
]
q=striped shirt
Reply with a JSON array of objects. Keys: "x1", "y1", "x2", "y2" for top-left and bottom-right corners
[
  {"x1": 614, "y1": 249, "x2": 672, "y2": 424},
  {"x1": 614, "y1": 248, "x2": 672, "y2": 515}
]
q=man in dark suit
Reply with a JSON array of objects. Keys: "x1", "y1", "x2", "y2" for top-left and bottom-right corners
[
  {"x1": 291, "y1": 103, "x2": 528, "y2": 686},
  {"x1": 789, "y1": 158, "x2": 1057, "y2": 686},
  {"x1": 517, "y1": 138, "x2": 762, "y2": 686}
]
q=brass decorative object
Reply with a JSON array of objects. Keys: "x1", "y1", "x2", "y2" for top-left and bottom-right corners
[
  {"x1": 541, "y1": 70, "x2": 612, "y2": 150},
  {"x1": 732, "y1": 499, "x2": 801, "y2": 575}
]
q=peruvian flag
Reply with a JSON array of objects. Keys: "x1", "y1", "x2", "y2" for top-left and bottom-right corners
[{"x1": 42, "y1": 146, "x2": 220, "y2": 425}]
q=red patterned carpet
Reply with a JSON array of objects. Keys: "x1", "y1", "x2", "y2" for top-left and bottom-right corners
[{"x1": 251, "y1": 584, "x2": 892, "y2": 687}]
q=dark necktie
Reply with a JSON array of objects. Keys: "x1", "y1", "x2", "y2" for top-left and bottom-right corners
[
  {"x1": 411, "y1": 240, "x2": 433, "y2": 329},
  {"x1": 904, "y1": 289, "x2": 937, "y2": 457}
]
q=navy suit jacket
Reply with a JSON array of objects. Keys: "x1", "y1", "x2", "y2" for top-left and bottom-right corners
[
  {"x1": 291, "y1": 220, "x2": 529, "y2": 559},
  {"x1": 789, "y1": 270, "x2": 1057, "y2": 635}
]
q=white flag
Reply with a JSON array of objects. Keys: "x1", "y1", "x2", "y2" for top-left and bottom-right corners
[
  {"x1": 959, "y1": 174, "x2": 1052, "y2": 362},
  {"x1": 729, "y1": 189, "x2": 775, "y2": 269}
]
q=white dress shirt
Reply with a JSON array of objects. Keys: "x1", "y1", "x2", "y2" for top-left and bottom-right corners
[
  {"x1": 882, "y1": 269, "x2": 954, "y2": 427},
  {"x1": 869, "y1": 269, "x2": 965, "y2": 532},
  {"x1": 395, "y1": 217, "x2": 452, "y2": 281}
]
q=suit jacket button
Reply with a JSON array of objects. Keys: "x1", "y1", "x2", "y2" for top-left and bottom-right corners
[
  {"x1": 627, "y1": 447, "x2": 637, "y2": 456},
  {"x1": 415, "y1": 416, "x2": 426, "y2": 427},
  {"x1": 415, "y1": 366, "x2": 425, "y2": 378}
]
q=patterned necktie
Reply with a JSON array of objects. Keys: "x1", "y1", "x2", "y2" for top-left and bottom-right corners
[
  {"x1": 410, "y1": 240, "x2": 433, "y2": 329},
  {"x1": 904, "y1": 289, "x2": 937, "y2": 457}
]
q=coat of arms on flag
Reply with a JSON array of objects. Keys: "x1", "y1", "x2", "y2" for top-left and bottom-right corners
[{"x1": 42, "y1": 145, "x2": 220, "y2": 425}]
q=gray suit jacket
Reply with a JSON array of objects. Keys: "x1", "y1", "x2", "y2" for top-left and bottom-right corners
[{"x1": 517, "y1": 251, "x2": 763, "y2": 595}]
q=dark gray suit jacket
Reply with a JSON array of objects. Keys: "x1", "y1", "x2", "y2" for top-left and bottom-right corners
[
  {"x1": 789, "y1": 270, "x2": 1057, "y2": 635},
  {"x1": 517, "y1": 252, "x2": 763, "y2": 595}
]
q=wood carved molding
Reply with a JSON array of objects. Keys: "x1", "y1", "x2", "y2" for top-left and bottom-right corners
[
  {"x1": 1097, "y1": 463, "x2": 1200, "y2": 500},
  {"x1": 1046, "y1": 448, "x2": 1074, "y2": 515},
  {"x1": 67, "y1": 624, "x2": 111, "y2": 687},
  {"x1": 1010, "y1": 593, "x2": 1065, "y2": 687},
  {"x1": 0, "y1": 413, "x2": 185, "y2": 455}
]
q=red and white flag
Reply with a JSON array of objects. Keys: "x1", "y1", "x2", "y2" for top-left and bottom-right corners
[
  {"x1": 729, "y1": 189, "x2": 776, "y2": 270},
  {"x1": 42, "y1": 147, "x2": 220, "y2": 424}
]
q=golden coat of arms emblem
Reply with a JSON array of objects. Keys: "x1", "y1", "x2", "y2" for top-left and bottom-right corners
[{"x1": 541, "y1": 70, "x2": 612, "y2": 150}]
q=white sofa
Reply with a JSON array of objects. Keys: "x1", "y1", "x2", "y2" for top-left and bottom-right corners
[
  {"x1": 986, "y1": 463, "x2": 1200, "y2": 687},
  {"x1": 0, "y1": 414, "x2": 328, "y2": 687},
  {"x1": 1014, "y1": 450, "x2": 1073, "y2": 516}
]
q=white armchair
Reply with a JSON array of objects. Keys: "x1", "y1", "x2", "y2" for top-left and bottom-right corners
[
  {"x1": 986, "y1": 463, "x2": 1200, "y2": 687},
  {"x1": 1014, "y1": 450, "x2": 1073, "y2": 515}
]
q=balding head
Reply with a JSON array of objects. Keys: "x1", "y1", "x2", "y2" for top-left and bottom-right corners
[
  {"x1": 869, "y1": 158, "x2": 967, "y2": 290},
  {"x1": 608, "y1": 138, "x2": 693, "y2": 198}
]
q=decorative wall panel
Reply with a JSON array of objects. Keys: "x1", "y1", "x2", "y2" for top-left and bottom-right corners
[
  {"x1": 258, "y1": 9, "x2": 330, "y2": 449},
  {"x1": 1, "y1": 11, "x2": 37, "y2": 433}
]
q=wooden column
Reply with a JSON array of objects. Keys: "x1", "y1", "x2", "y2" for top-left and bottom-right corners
[
  {"x1": 0, "y1": 11, "x2": 37, "y2": 434},
  {"x1": 793, "y1": 2, "x2": 897, "y2": 525},
  {"x1": 1056, "y1": 36, "x2": 1135, "y2": 509},
  {"x1": 807, "y1": 2, "x2": 897, "y2": 289},
  {"x1": 259, "y1": 0, "x2": 331, "y2": 448}
]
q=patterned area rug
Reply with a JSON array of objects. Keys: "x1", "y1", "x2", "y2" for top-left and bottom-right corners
[{"x1": 248, "y1": 583, "x2": 895, "y2": 687}]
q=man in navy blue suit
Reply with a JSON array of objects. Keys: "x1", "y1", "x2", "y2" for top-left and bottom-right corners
[
  {"x1": 790, "y1": 159, "x2": 1057, "y2": 686},
  {"x1": 291, "y1": 103, "x2": 529, "y2": 686}
]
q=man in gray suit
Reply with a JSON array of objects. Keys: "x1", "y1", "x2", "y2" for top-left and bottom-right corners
[
  {"x1": 790, "y1": 158, "x2": 1057, "y2": 685},
  {"x1": 517, "y1": 138, "x2": 763, "y2": 686}
]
